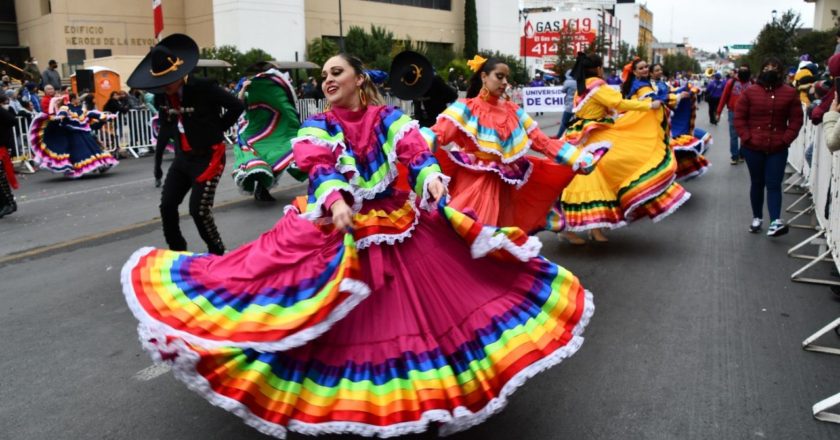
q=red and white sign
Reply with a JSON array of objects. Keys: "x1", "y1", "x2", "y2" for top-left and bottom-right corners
[{"x1": 519, "y1": 17, "x2": 597, "y2": 58}]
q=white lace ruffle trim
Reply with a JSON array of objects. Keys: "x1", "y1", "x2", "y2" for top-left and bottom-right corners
[
  {"x1": 122, "y1": 247, "x2": 371, "y2": 352},
  {"x1": 469, "y1": 226, "x2": 543, "y2": 262},
  {"x1": 438, "y1": 113, "x2": 532, "y2": 164},
  {"x1": 444, "y1": 147, "x2": 532, "y2": 189},
  {"x1": 137, "y1": 288, "x2": 594, "y2": 440}
]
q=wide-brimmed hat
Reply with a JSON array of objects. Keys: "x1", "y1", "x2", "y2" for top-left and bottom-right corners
[
  {"x1": 388, "y1": 51, "x2": 435, "y2": 100},
  {"x1": 127, "y1": 33, "x2": 199, "y2": 89}
]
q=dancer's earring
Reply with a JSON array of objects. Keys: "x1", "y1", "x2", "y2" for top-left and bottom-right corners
[{"x1": 479, "y1": 84, "x2": 490, "y2": 100}]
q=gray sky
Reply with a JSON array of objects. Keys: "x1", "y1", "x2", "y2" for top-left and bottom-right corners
[{"x1": 642, "y1": 0, "x2": 815, "y2": 52}]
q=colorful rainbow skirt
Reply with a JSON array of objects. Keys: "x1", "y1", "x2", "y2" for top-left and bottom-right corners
[{"x1": 121, "y1": 199, "x2": 593, "y2": 438}]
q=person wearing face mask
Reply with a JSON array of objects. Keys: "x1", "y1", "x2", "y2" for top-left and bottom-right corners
[
  {"x1": 422, "y1": 54, "x2": 601, "y2": 234},
  {"x1": 716, "y1": 64, "x2": 753, "y2": 164},
  {"x1": 705, "y1": 73, "x2": 726, "y2": 125},
  {"x1": 552, "y1": 55, "x2": 688, "y2": 243},
  {"x1": 0, "y1": 95, "x2": 18, "y2": 218},
  {"x1": 121, "y1": 52, "x2": 593, "y2": 439},
  {"x1": 126, "y1": 34, "x2": 244, "y2": 256},
  {"x1": 734, "y1": 57, "x2": 803, "y2": 237}
]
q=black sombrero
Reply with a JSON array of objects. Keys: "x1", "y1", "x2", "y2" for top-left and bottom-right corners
[
  {"x1": 388, "y1": 51, "x2": 435, "y2": 100},
  {"x1": 127, "y1": 33, "x2": 199, "y2": 89}
]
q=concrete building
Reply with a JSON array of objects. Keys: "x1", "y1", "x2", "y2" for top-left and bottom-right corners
[
  {"x1": 613, "y1": 0, "x2": 654, "y2": 59},
  {"x1": 8, "y1": 0, "x2": 520, "y2": 79},
  {"x1": 803, "y1": 0, "x2": 839, "y2": 31}
]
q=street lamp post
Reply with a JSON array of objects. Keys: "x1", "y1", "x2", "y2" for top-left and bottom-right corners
[
  {"x1": 339, "y1": 0, "x2": 345, "y2": 52},
  {"x1": 519, "y1": 9, "x2": 529, "y2": 81},
  {"x1": 771, "y1": 9, "x2": 778, "y2": 24}
]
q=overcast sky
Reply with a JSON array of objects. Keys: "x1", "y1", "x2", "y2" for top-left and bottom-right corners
[{"x1": 642, "y1": 0, "x2": 815, "y2": 52}]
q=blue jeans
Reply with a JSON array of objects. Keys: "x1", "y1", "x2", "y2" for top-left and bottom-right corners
[
  {"x1": 557, "y1": 111, "x2": 574, "y2": 137},
  {"x1": 741, "y1": 147, "x2": 788, "y2": 220},
  {"x1": 728, "y1": 110, "x2": 740, "y2": 160}
]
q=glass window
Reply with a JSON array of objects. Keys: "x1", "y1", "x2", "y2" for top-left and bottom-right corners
[
  {"x1": 93, "y1": 49, "x2": 112, "y2": 58},
  {"x1": 362, "y1": 0, "x2": 451, "y2": 11}
]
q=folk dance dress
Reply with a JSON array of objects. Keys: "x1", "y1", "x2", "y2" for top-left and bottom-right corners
[
  {"x1": 422, "y1": 95, "x2": 605, "y2": 233},
  {"x1": 655, "y1": 80, "x2": 711, "y2": 181},
  {"x1": 550, "y1": 77, "x2": 689, "y2": 231},
  {"x1": 28, "y1": 106, "x2": 118, "y2": 178},
  {"x1": 232, "y1": 69, "x2": 304, "y2": 194},
  {"x1": 121, "y1": 104, "x2": 594, "y2": 438}
]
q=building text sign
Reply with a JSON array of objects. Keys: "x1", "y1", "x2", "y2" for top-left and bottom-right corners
[{"x1": 64, "y1": 25, "x2": 156, "y2": 48}]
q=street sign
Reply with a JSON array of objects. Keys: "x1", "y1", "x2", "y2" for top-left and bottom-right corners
[{"x1": 730, "y1": 44, "x2": 753, "y2": 50}]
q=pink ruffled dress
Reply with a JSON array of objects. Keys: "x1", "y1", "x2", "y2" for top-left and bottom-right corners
[{"x1": 121, "y1": 104, "x2": 593, "y2": 438}]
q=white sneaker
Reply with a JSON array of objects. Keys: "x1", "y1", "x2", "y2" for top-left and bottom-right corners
[
  {"x1": 749, "y1": 218, "x2": 762, "y2": 233},
  {"x1": 766, "y1": 219, "x2": 789, "y2": 237}
]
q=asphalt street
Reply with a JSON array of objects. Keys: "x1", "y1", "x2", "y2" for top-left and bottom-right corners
[{"x1": 2, "y1": 106, "x2": 840, "y2": 439}]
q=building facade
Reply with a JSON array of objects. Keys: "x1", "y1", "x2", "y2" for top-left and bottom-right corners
[
  {"x1": 613, "y1": 0, "x2": 654, "y2": 59},
  {"x1": 804, "y1": 0, "x2": 840, "y2": 31},
  {"x1": 11, "y1": 0, "x2": 522, "y2": 79}
]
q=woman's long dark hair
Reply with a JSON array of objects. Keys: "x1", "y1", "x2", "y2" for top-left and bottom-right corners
[
  {"x1": 466, "y1": 57, "x2": 505, "y2": 98},
  {"x1": 620, "y1": 58, "x2": 646, "y2": 98},
  {"x1": 570, "y1": 52, "x2": 603, "y2": 95},
  {"x1": 332, "y1": 53, "x2": 384, "y2": 106}
]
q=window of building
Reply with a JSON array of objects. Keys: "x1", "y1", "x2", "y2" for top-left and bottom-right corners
[
  {"x1": 362, "y1": 0, "x2": 451, "y2": 11},
  {"x1": 66, "y1": 49, "x2": 85, "y2": 65},
  {"x1": 93, "y1": 49, "x2": 112, "y2": 59},
  {"x1": 39, "y1": 0, "x2": 51, "y2": 15}
]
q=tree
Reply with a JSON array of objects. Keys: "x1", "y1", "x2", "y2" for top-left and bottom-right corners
[
  {"x1": 795, "y1": 28, "x2": 836, "y2": 65},
  {"x1": 306, "y1": 37, "x2": 340, "y2": 68},
  {"x1": 343, "y1": 25, "x2": 395, "y2": 70},
  {"x1": 743, "y1": 9, "x2": 802, "y2": 71},
  {"x1": 662, "y1": 53, "x2": 701, "y2": 76},
  {"x1": 611, "y1": 41, "x2": 632, "y2": 72},
  {"x1": 464, "y1": 0, "x2": 478, "y2": 58}
]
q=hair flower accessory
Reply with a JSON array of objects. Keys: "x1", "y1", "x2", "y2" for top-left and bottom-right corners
[{"x1": 467, "y1": 55, "x2": 487, "y2": 72}]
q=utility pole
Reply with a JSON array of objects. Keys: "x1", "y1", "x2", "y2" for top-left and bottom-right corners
[{"x1": 339, "y1": 0, "x2": 345, "y2": 52}]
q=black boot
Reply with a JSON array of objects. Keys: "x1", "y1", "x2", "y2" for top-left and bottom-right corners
[
  {"x1": 0, "y1": 162, "x2": 16, "y2": 219},
  {"x1": 253, "y1": 181, "x2": 275, "y2": 202}
]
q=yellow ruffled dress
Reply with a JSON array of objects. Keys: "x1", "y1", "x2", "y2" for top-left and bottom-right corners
[{"x1": 548, "y1": 78, "x2": 690, "y2": 231}]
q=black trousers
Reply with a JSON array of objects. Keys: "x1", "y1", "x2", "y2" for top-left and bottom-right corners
[
  {"x1": 0, "y1": 155, "x2": 15, "y2": 210},
  {"x1": 708, "y1": 98, "x2": 720, "y2": 124},
  {"x1": 159, "y1": 153, "x2": 225, "y2": 255}
]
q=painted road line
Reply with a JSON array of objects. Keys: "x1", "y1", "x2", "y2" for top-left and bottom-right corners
[
  {"x1": 0, "y1": 182, "x2": 306, "y2": 265},
  {"x1": 133, "y1": 363, "x2": 171, "y2": 381}
]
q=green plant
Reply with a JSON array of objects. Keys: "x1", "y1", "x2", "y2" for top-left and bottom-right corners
[
  {"x1": 306, "y1": 37, "x2": 339, "y2": 68},
  {"x1": 464, "y1": 0, "x2": 478, "y2": 58}
]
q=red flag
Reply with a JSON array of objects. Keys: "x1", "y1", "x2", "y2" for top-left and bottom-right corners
[{"x1": 153, "y1": 0, "x2": 163, "y2": 40}]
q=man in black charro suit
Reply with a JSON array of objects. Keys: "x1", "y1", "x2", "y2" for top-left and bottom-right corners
[{"x1": 128, "y1": 34, "x2": 244, "y2": 255}]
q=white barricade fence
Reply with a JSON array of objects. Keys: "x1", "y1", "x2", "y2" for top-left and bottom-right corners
[
  {"x1": 782, "y1": 107, "x2": 840, "y2": 425},
  {"x1": 9, "y1": 96, "x2": 416, "y2": 169},
  {"x1": 9, "y1": 115, "x2": 34, "y2": 172}
]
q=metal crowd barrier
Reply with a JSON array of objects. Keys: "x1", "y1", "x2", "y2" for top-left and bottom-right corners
[
  {"x1": 9, "y1": 96, "x2": 415, "y2": 169},
  {"x1": 784, "y1": 106, "x2": 840, "y2": 423}
]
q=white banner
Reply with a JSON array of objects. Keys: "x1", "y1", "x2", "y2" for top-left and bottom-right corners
[{"x1": 522, "y1": 86, "x2": 566, "y2": 113}]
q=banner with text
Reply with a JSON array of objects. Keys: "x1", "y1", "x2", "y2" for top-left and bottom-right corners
[{"x1": 522, "y1": 87, "x2": 566, "y2": 113}]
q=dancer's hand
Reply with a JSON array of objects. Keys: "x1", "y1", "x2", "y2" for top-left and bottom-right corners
[
  {"x1": 831, "y1": 96, "x2": 840, "y2": 113},
  {"x1": 154, "y1": 178, "x2": 162, "y2": 188},
  {"x1": 679, "y1": 91, "x2": 690, "y2": 100},
  {"x1": 428, "y1": 178, "x2": 447, "y2": 203},
  {"x1": 330, "y1": 199, "x2": 354, "y2": 232},
  {"x1": 574, "y1": 151, "x2": 597, "y2": 174},
  {"x1": 650, "y1": 100, "x2": 662, "y2": 110}
]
